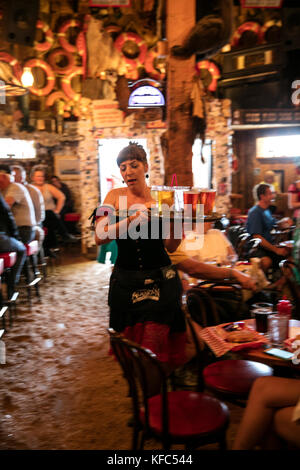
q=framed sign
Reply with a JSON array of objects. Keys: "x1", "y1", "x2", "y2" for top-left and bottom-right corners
[
  {"x1": 240, "y1": 0, "x2": 283, "y2": 7},
  {"x1": 89, "y1": 1, "x2": 131, "y2": 6},
  {"x1": 54, "y1": 155, "x2": 80, "y2": 180}
]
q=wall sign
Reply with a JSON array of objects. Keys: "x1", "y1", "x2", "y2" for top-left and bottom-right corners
[
  {"x1": 232, "y1": 109, "x2": 300, "y2": 126},
  {"x1": 128, "y1": 85, "x2": 165, "y2": 108},
  {"x1": 92, "y1": 100, "x2": 125, "y2": 128}
]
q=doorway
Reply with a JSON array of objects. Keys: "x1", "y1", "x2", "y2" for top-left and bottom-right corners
[
  {"x1": 98, "y1": 138, "x2": 149, "y2": 203},
  {"x1": 192, "y1": 139, "x2": 212, "y2": 189}
]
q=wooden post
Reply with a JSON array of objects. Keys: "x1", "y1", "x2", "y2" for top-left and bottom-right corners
[{"x1": 165, "y1": 0, "x2": 196, "y2": 186}]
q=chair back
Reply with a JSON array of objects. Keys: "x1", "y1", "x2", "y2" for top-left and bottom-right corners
[
  {"x1": 108, "y1": 329, "x2": 169, "y2": 437},
  {"x1": 186, "y1": 286, "x2": 221, "y2": 327}
]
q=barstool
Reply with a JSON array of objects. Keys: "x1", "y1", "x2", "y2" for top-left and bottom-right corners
[
  {"x1": 0, "y1": 258, "x2": 8, "y2": 331},
  {"x1": 23, "y1": 240, "x2": 42, "y2": 307},
  {"x1": 64, "y1": 212, "x2": 81, "y2": 233},
  {"x1": 0, "y1": 251, "x2": 19, "y2": 326}
]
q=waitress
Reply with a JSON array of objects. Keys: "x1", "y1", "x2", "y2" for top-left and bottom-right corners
[{"x1": 95, "y1": 142, "x2": 186, "y2": 368}]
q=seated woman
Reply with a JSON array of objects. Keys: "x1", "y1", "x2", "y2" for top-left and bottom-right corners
[
  {"x1": 232, "y1": 376, "x2": 300, "y2": 450},
  {"x1": 31, "y1": 166, "x2": 76, "y2": 257},
  {"x1": 181, "y1": 221, "x2": 237, "y2": 266}
]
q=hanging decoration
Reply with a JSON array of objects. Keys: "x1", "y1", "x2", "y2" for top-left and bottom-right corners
[
  {"x1": 23, "y1": 59, "x2": 55, "y2": 96},
  {"x1": 114, "y1": 32, "x2": 147, "y2": 79},
  {"x1": 231, "y1": 21, "x2": 263, "y2": 48},
  {"x1": 48, "y1": 49, "x2": 75, "y2": 75},
  {"x1": 0, "y1": 52, "x2": 23, "y2": 83},
  {"x1": 61, "y1": 67, "x2": 83, "y2": 101},
  {"x1": 144, "y1": 49, "x2": 166, "y2": 82},
  {"x1": 76, "y1": 31, "x2": 87, "y2": 79},
  {"x1": 195, "y1": 60, "x2": 221, "y2": 93},
  {"x1": 34, "y1": 20, "x2": 54, "y2": 52},
  {"x1": 57, "y1": 19, "x2": 81, "y2": 53},
  {"x1": 261, "y1": 19, "x2": 282, "y2": 43}
]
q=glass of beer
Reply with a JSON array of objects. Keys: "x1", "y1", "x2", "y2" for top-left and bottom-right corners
[
  {"x1": 183, "y1": 189, "x2": 201, "y2": 216},
  {"x1": 157, "y1": 186, "x2": 175, "y2": 211},
  {"x1": 198, "y1": 189, "x2": 216, "y2": 215}
]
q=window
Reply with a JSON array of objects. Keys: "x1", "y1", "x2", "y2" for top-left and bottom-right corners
[
  {"x1": 256, "y1": 135, "x2": 300, "y2": 158},
  {"x1": 0, "y1": 139, "x2": 36, "y2": 159},
  {"x1": 192, "y1": 139, "x2": 212, "y2": 188}
]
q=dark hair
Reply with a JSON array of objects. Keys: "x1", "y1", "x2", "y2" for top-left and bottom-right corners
[
  {"x1": 116, "y1": 141, "x2": 147, "y2": 167},
  {"x1": 257, "y1": 183, "x2": 271, "y2": 200},
  {"x1": 0, "y1": 164, "x2": 11, "y2": 174}
]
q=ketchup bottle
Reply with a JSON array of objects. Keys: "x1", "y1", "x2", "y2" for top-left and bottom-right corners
[{"x1": 277, "y1": 296, "x2": 292, "y2": 319}]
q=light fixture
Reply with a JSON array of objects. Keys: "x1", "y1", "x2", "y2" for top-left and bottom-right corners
[{"x1": 21, "y1": 67, "x2": 34, "y2": 87}]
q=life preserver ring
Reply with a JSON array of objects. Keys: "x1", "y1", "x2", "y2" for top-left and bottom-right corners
[
  {"x1": 0, "y1": 52, "x2": 22, "y2": 83},
  {"x1": 34, "y1": 20, "x2": 54, "y2": 52},
  {"x1": 24, "y1": 59, "x2": 55, "y2": 96},
  {"x1": 232, "y1": 21, "x2": 263, "y2": 48},
  {"x1": 195, "y1": 60, "x2": 221, "y2": 92},
  {"x1": 45, "y1": 91, "x2": 69, "y2": 107},
  {"x1": 61, "y1": 67, "x2": 83, "y2": 101},
  {"x1": 144, "y1": 49, "x2": 166, "y2": 81},
  {"x1": 114, "y1": 32, "x2": 148, "y2": 69},
  {"x1": 57, "y1": 19, "x2": 81, "y2": 53},
  {"x1": 76, "y1": 31, "x2": 87, "y2": 78},
  {"x1": 261, "y1": 19, "x2": 282, "y2": 43},
  {"x1": 105, "y1": 25, "x2": 121, "y2": 34},
  {"x1": 48, "y1": 49, "x2": 75, "y2": 75}
]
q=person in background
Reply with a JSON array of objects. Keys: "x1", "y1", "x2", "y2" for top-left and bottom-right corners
[
  {"x1": 0, "y1": 193, "x2": 26, "y2": 288},
  {"x1": 30, "y1": 166, "x2": 76, "y2": 257},
  {"x1": 232, "y1": 376, "x2": 300, "y2": 450},
  {"x1": 253, "y1": 170, "x2": 280, "y2": 213},
  {"x1": 246, "y1": 183, "x2": 291, "y2": 272},
  {"x1": 180, "y1": 221, "x2": 237, "y2": 266},
  {"x1": 51, "y1": 175, "x2": 74, "y2": 219},
  {"x1": 0, "y1": 164, "x2": 36, "y2": 244},
  {"x1": 288, "y1": 164, "x2": 300, "y2": 222},
  {"x1": 11, "y1": 165, "x2": 45, "y2": 252}
]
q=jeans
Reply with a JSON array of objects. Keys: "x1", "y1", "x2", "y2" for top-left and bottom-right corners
[
  {"x1": 18, "y1": 226, "x2": 35, "y2": 245},
  {"x1": 0, "y1": 234, "x2": 27, "y2": 285}
]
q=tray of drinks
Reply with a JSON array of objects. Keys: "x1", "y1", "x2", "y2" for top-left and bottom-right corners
[{"x1": 115, "y1": 209, "x2": 222, "y2": 223}]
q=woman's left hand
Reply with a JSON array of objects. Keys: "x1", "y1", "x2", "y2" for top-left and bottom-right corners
[{"x1": 233, "y1": 270, "x2": 257, "y2": 291}]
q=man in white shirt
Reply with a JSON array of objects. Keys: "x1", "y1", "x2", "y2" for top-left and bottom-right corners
[
  {"x1": 11, "y1": 165, "x2": 45, "y2": 251},
  {"x1": 0, "y1": 164, "x2": 36, "y2": 245}
]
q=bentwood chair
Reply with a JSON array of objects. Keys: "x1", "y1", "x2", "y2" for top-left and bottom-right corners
[{"x1": 108, "y1": 328, "x2": 230, "y2": 450}]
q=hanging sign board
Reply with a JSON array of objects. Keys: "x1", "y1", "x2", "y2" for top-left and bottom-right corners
[
  {"x1": 88, "y1": 1, "x2": 131, "y2": 6},
  {"x1": 240, "y1": 0, "x2": 283, "y2": 7},
  {"x1": 128, "y1": 85, "x2": 165, "y2": 108},
  {"x1": 92, "y1": 100, "x2": 125, "y2": 128}
]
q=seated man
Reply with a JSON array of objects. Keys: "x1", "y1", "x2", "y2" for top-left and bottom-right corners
[
  {"x1": 0, "y1": 164, "x2": 36, "y2": 245},
  {"x1": 0, "y1": 194, "x2": 26, "y2": 288},
  {"x1": 246, "y1": 183, "x2": 291, "y2": 272},
  {"x1": 11, "y1": 164, "x2": 45, "y2": 252}
]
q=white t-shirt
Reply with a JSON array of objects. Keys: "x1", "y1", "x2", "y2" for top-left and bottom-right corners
[
  {"x1": 181, "y1": 228, "x2": 233, "y2": 265},
  {"x1": 2, "y1": 182, "x2": 36, "y2": 227}
]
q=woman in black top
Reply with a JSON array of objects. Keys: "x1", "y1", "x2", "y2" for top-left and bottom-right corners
[{"x1": 95, "y1": 142, "x2": 186, "y2": 367}]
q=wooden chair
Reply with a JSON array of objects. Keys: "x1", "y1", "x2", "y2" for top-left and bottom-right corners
[{"x1": 108, "y1": 328, "x2": 230, "y2": 450}]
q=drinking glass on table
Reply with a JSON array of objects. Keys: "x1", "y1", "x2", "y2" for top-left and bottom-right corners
[
  {"x1": 268, "y1": 314, "x2": 290, "y2": 347},
  {"x1": 251, "y1": 303, "x2": 274, "y2": 334}
]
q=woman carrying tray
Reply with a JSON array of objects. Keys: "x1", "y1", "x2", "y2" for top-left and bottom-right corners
[{"x1": 95, "y1": 142, "x2": 186, "y2": 369}]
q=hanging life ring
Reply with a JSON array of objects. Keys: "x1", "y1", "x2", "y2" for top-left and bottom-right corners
[
  {"x1": 76, "y1": 31, "x2": 87, "y2": 78},
  {"x1": 61, "y1": 67, "x2": 83, "y2": 101},
  {"x1": 231, "y1": 21, "x2": 263, "y2": 48},
  {"x1": 34, "y1": 20, "x2": 54, "y2": 52},
  {"x1": 57, "y1": 19, "x2": 81, "y2": 53},
  {"x1": 0, "y1": 52, "x2": 23, "y2": 83},
  {"x1": 261, "y1": 19, "x2": 282, "y2": 43},
  {"x1": 144, "y1": 49, "x2": 166, "y2": 81},
  {"x1": 24, "y1": 59, "x2": 55, "y2": 96},
  {"x1": 195, "y1": 60, "x2": 221, "y2": 92},
  {"x1": 114, "y1": 32, "x2": 148, "y2": 70},
  {"x1": 48, "y1": 49, "x2": 75, "y2": 75},
  {"x1": 45, "y1": 91, "x2": 69, "y2": 108}
]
